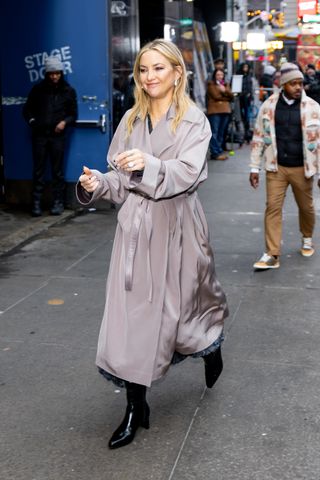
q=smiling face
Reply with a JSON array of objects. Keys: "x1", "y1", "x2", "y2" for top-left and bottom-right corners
[
  {"x1": 138, "y1": 50, "x2": 181, "y2": 102},
  {"x1": 215, "y1": 70, "x2": 224, "y2": 83}
]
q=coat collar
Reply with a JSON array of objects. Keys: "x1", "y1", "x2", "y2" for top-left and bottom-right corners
[
  {"x1": 134, "y1": 103, "x2": 196, "y2": 158},
  {"x1": 150, "y1": 106, "x2": 175, "y2": 157},
  {"x1": 274, "y1": 88, "x2": 308, "y2": 105},
  {"x1": 264, "y1": 89, "x2": 308, "y2": 113},
  {"x1": 166, "y1": 103, "x2": 198, "y2": 123}
]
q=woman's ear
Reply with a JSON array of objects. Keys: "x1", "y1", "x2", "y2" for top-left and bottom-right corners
[{"x1": 175, "y1": 65, "x2": 183, "y2": 82}]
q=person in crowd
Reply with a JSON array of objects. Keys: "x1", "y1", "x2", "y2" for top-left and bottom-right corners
[
  {"x1": 23, "y1": 56, "x2": 77, "y2": 216},
  {"x1": 259, "y1": 64, "x2": 276, "y2": 102},
  {"x1": 76, "y1": 39, "x2": 228, "y2": 449},
  {"x1": 187, "y1": 70, "x2": 195, "y2": 100},
  {"x1": 213, "y1": 57, "x2": 230, "y2": 85},
  {"x1": 214, "y1": 57, "x2": 226, "y2": 72},
  {"x1": 206, "y1": 68, "x2": 233, "y2": 160},
  {"x1": 303, "y1": 64, "x2": 320, "y2": 104},
  {"x1": 213, "y1": 58, "x2": 231, "y2": 149},
  {"x1": 272, "y1": 70, "x2": 281, "y2": 94},
  {"x1": 237, "y1": 62, "x2": 253, "y2": 143},
  {"x1": 250, "y1": 62, "x2": 320, "y2": 270}
]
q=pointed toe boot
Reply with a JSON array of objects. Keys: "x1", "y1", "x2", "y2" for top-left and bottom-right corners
[
  {"x1": 203, "y1": 346, "x2": 223, "y2": 388},
  {"x1": 108, "y1": 383, "x2": 150, "y2": 449}
]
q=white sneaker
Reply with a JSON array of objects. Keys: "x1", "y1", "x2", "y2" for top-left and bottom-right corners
[
  {"x1": 301, "y1": 237, "x2": 315, "y2": 257},
  {"x1": 253, "y1": 253, "x2": 280, "y2": 270}
]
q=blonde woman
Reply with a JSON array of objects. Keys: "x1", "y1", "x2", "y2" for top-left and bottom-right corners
[{"x1": 77, "y1": 39, "x2": 228, "y2": 449}]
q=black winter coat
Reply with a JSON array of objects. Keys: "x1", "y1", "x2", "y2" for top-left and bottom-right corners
[{"x1": 23, "y1": 76, "x2": 78, "y2": 135}]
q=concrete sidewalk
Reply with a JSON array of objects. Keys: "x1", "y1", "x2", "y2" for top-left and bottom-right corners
[
  {"x1": 1, "y1": 144, "x2": 320, "y2": 480},
  {"x1": 0, "y1": 205, "x2": 76, "y2": 256}
]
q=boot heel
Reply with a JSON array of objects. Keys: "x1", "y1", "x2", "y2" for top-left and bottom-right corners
[
  {"x1": 141, "y1": 403, "x2": 150, "y2": 429},
  {"x1": 141, "y1": 419, "x2": 150, "y2": 429},
  {"x1": 203, "y1": 346, "x2": 223, "y2": 388},
  {"x1": 108, "y1": 383, "x2": 150, "y2": 449}
]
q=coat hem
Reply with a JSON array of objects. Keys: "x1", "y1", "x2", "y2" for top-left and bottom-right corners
[{"x1": 97, "y1": 331, "x2": 224, "y2": 388}]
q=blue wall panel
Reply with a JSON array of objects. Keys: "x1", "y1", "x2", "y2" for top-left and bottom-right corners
[{"x1": 0, "y1": 0, "x2": 112, "y2": 182}]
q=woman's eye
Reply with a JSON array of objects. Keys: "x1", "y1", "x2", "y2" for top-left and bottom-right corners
[
  {"x1": 155, "y1": 67, "x2": 164, "y2": 71},
  {"x1": 139, "y1": 68, "x2": 147, "y2": 73}
]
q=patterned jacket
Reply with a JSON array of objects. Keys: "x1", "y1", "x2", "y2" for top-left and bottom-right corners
[{"x1": 250, "y1": 90, "x2": 320, "y2": 178}]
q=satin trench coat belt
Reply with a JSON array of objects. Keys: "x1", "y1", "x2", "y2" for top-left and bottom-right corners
[{"x1": 124, "y1": 190, "x2": 197, "y2": 302}]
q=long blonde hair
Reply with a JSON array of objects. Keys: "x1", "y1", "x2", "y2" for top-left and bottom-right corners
[{"x1": 126, "y1": 39, "x2": 193, "y2": 135}]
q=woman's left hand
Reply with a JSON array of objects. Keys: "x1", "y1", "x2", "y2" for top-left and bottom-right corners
[{"x1": 115, "y1": 149, "x2": 145, "y2": 172}]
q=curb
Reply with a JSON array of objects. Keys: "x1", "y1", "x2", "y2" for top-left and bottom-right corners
[{"x1": 0, "y1": 209, "x2": 76, "y2": 257}]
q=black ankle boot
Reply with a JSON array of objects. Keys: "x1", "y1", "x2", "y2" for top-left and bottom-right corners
[
  {"x1": 203, "y1": 346, "x2": 223, "y2": 388},
  {"x1": 108, "y1": 382, "x2": 150, "y2": 449},
  {"x1": 50, "y1": 200, "x2": 64, "y2": 215},
  {"x1": 31, "y1": 200, "x2": 42, "y2": 217}
]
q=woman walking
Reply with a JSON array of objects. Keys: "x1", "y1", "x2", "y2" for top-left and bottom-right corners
[{"x1": 77, "y1": 39, "x2": 228, "y2": 449}]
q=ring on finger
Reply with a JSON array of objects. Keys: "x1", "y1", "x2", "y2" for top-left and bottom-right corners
[{"x1": 128, "y1": 161, "x2": 134, "y2": 168}]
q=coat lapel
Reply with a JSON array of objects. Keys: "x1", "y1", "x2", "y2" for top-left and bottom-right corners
[
  {"x1": 149, "y1": 105, "x2": 176, "y2": 158},
  {"x1": 131, "y1": 104, "x2": 194, "y2": 159}
]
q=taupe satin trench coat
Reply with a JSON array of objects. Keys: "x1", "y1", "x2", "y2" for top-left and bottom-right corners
[{"x1": 77, "y1": 104, "x2": 228, "y2": 387}]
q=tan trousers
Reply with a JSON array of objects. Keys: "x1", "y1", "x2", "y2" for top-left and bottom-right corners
[{"x1": 265, "y1": 166, "x2": 315, "y2": 256}]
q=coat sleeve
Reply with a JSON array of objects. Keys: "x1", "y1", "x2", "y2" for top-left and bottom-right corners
[
  {"x1": 22, "y1": 86, "x2": 37, "y2": 124},
  {"x1": 76, "y1": 112, "x2": 132, "y2": 205},
  {"x1": 128, "y1": 113, "x2": 211, "y2": 199},
  {"x1": 222, "y1": 84, "x2": 234, "y2": 102},
  {"x1": 314, "y1": 102, "x2": 320, "y2": 174},
  {"x1": 64, "y1": 86, "x2": 78, "y2": 125},
  {"x1": 207, "y1": 82, "x2": 224, "y2": 101},
  {"x1": 249, "y1": 104, "x2": 266, "y2": 170}
]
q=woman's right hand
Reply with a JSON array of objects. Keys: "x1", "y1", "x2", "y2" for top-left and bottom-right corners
[{"x1": 79, "y1": 166, "x2": 100, "y2": 192}]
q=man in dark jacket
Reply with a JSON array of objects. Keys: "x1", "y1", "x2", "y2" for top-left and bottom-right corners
[
  {"x1": 237, "y1": 62, "x2": 253, "y2": 142},
  {"x1": 23, "y1": 56, "x2": 78, "y2": 216},
  {"x1": 304, "y1": 64, "x2": 320, "y2": 104}
]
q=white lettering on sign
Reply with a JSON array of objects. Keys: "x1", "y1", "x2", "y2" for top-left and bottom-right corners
[
  {"x1": 111, "y1": 1, "x2": 128, "y2": 16},
  {"x1": 24, "y1": 46, "x2": 73, "y2": 83},
  {"x1": 300, "y1": 1, "x2": 316, "y2": 9}
]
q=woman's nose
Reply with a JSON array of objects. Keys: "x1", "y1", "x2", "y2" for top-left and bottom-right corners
[{"x1": 147, "y1": 69, "x2": 155, "y2": 80}]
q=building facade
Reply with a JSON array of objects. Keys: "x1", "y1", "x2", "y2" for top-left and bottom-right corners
[{"x1": 0, "y1": 0, "x2": 226, "y2": 206}]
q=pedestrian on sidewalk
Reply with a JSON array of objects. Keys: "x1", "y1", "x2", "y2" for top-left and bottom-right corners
[
  {"x1": 250, "y1": 62, "x2": 320, "y2": 270},
  {"x1": 77, "y1": 39, "x2": 228, "y2": 449},
  {"x1": 23, "y1": 56, "x2": 78, "y2": 217},
  {"x1": 259, "y1": 64, "x2": 276, "y2": 102},
  {"x1": 237, "y1": 62, "x2": 254, "y2": 143},
  {"x1": 303, "y1": 63, "x2": 320, "y2": 104},
  {"x1": 206, "y1": 68, "x2": 233, "y2": 160}
]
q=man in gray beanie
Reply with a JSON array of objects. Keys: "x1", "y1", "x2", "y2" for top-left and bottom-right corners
[
  {"x1": 23, "y1": 56, "x2": 77, "y2": 216},
  {"x1": 44, "y1": 55, "x2": 64, "y2": 73},
  {"x1": 279, "y1": 62, "x2": 304, "y2": 86},
  {"x1": 249, "y1": 62, "x2": 320, "y2": 269}
]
